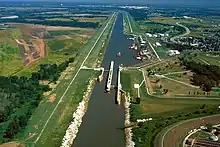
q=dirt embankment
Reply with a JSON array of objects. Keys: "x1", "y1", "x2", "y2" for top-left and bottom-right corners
[
  {"x1": 13, "y1": 24, "x2": 47, "y2": 66},
  {"x1": 0, "y1": 142, "x2": 25, "y2": 147}
]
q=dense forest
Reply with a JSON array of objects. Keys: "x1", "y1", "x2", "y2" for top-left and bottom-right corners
[
  {"x1": 1, "y1": 18, "x2": 99, "y2": 28},
  {"x1": 180, "y1": 57, "x2": 220, "y2": 92},
  {"x1": 139, "y1": 21, "x2": 185, "y2": 35},
  {"x1": 0, "y1": 58, "x2": 74, "y2": 143}
]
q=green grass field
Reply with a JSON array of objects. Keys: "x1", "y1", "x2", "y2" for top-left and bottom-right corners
[
  {"x1": 197, "y1": 53, "x2": 220, "y2": 66},
  {"x1": 48, "y1": 30, "x2": 89, "y2": 36},
  {"x1": 146, "y1": 58, "x2": 220, "y2": 97},
  {"x1": 46, "y1": 38, "x2": 85, "y2": 52},
  {"x1": 46, "y1": 18, "x2": 73, "y2": 22},
  {"x1": 150, "y1": 17, "x2": 214, "y2": 38},
  {"x1": 147, "y1": 58, "x2": 184, "y2": 75},
  {"x1": 0, "y1": 29, "x2": 24, "y2": 76},
  {"x1": 74, "y1": 17, "x2": 106, "y2": 23}
]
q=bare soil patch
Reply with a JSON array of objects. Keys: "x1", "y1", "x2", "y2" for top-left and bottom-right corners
[
  {"x1": 0, "y1": 142, "x2": 25, "y2": 147},
  {"x1": 12, "y1": 23, "x2": 47, "y2": 66},
  {"x1": 44, "y1": 26, "x2": 94, "y2": 31},
  {"x1": 48, "y1": 94, "x2": 56, "y2": 103}
]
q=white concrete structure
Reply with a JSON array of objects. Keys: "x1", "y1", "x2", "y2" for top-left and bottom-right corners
[
  {"x1": 134, "y1": 84, "x2": 139, "y2": 89},
  {"x1": 137, "y1": 118, "x2": 153, "y2": 123},
  {"x1": 106, "y1": 61, "x2": 114, "y2": 92},
  {"x1": 124, "y1": 94, "x2": 135, "y2": 147},
  {"x1": 61, "y1": 80, "x2": 94, "y2": 147}
]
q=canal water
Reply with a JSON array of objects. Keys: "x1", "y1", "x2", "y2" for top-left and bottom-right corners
[{"x1": 73, "y1": 13, "x2": 140, "y2": 147}]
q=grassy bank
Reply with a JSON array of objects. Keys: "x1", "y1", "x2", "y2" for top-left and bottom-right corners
[{"x1": 83, "y1": 13, "x2": 117, "y2": 68}]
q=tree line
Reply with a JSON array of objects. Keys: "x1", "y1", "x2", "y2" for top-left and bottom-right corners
[
  {"x1": 0, "y1": 57, "x2": 74, "y2": 143},
  {"x1": 180, "y1": 57, "x2": 220, "y2": 92},
  {"x1": 0, "y1": 18, "x2": 99, "y2": 28}
]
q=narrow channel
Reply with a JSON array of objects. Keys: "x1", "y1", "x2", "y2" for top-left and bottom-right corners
[{"x1": 73, "y1": 13, "x2": 139, "y2": 147}]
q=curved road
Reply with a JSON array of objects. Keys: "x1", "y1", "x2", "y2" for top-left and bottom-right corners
[
  {"x1": 170, "y1": 22, "x2": 191, "y2": 43},
  {"x1": 155, "y1": 114, "x2": 220, "y2": 147}
]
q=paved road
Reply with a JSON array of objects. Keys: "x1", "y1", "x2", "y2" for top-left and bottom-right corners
[
  {"x1": 155, "y1": 114, "x2": 220, "y2": 147},
  {"x1": 170, "y1": 22, "x2": 191, "y2": 43}
]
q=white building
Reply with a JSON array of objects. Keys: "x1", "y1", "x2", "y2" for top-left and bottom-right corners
[
  {"x1": 153, "y1": 34, "x2": 158, "y2": 38},
  {"x1": 146, "y1": 33, "x2": 152, "y2": 37},
  {"x1": 159, "y1": 33, "x2": 165, "y2": 37},
  {"x1": 167, "y1": 50, "x2": 180, "y2": 56},
  {"x1": 210, "y1": 135, "x2": 218, "y2": 141},
  {"x1": 155, "y1": 42, "x2": 162, "y2": 47}
]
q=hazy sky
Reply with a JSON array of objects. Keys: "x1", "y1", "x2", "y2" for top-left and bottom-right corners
[{"x1": 0, "y1": 0, "x2": 220, "y2": 5}]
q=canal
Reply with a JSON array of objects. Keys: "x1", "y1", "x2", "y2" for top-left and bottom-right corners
[{"x1": 73, "y1": 13, "x2": 140, "y2": 147}]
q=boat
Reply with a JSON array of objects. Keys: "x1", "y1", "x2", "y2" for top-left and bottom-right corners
[{"x1": 117, "y1": 52, "x2": 121, "y2": 57}]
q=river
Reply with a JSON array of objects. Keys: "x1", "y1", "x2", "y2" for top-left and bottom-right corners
[{"x1": 73, "y1": 13, "x2": 140, "y2": 147}]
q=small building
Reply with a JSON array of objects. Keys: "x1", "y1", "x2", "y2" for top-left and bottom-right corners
[
  {"x1": 146, "y1": 33, "x2": 152, "y2": 37},
  {"x1": 153, "y1": 34, "x2": 158, "y2": 38},
  {"x1": 167, "y1": 50, "x2": 180, "y2": 56},
  {"x1": 210, "y1": 135, "x2": 218, "y2": 141},
  {"x1": 159, "y1": 33, "x2": 165, "y2": 37},
  {"x1": 165, "y1": 34, "x2": 169, "y2": 37},
  {"x1": 183, "y1": 16, "x2": 191, "y2": 19},
  {"x1": 155, "y1": 42, "x2": 162, "y2": 47}
]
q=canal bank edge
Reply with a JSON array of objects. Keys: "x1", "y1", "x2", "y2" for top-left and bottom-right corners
[{"x1": 60, "y1": 12, "x2": 117, "y2": 147}]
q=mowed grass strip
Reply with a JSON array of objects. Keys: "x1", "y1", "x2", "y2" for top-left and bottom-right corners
[{"x1": 83, "y1": 14, "x2": 117, "y2": 68}]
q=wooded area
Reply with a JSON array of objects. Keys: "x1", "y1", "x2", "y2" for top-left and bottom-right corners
[
  {"x1": 1, "y1": 18, "x2": 100, "y2": 28},
  {"x1": 180, "y1": 57, "x2": 220, "y2": 92},
  {"x1": 0, "y1": 57, "x2": 74, "y2": 143}
]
